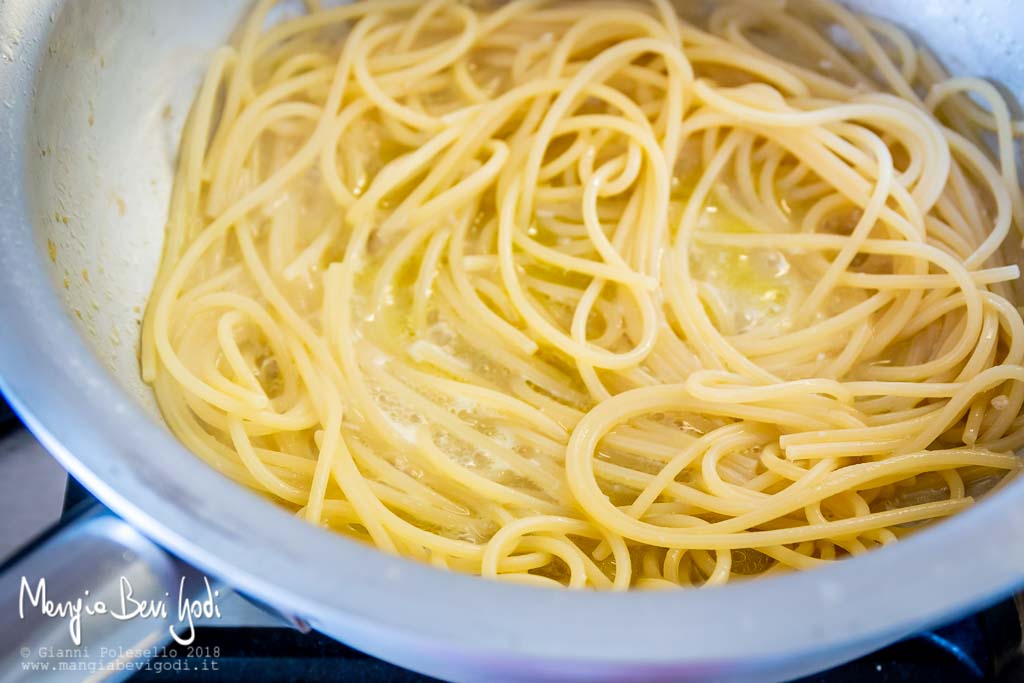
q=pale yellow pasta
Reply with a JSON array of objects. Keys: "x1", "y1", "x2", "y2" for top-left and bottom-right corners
[{"x1": 142, "y1": 0, "x2": 1024, "y2": 589}]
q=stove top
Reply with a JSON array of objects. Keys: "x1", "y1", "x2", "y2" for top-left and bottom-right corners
[{"x1": 5, "y1": 398, "x2": 1024, "y2": 682}]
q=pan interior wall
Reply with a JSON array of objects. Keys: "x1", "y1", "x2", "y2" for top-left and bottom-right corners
[{"x1": 26, "y1": 0, "x2": 252, "y2": 414}]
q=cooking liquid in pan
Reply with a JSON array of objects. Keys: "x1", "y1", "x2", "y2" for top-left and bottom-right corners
[{"x1": 141, "y1": 0, "x2": 1024, "y2": 589}]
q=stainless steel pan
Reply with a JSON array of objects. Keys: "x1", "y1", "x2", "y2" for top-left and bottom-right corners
[{"x1": 0, "y1": 1, "x2": 1023, "y2": 681}]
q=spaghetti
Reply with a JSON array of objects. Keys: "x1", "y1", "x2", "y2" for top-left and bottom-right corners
[{"x1": 142, "y1": 0, "x2": 1024, "y2": 589}]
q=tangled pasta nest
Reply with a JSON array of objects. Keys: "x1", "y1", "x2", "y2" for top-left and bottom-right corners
[{"x1": 143, "y1": 0, "x2": 1024, "y2": 588}]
